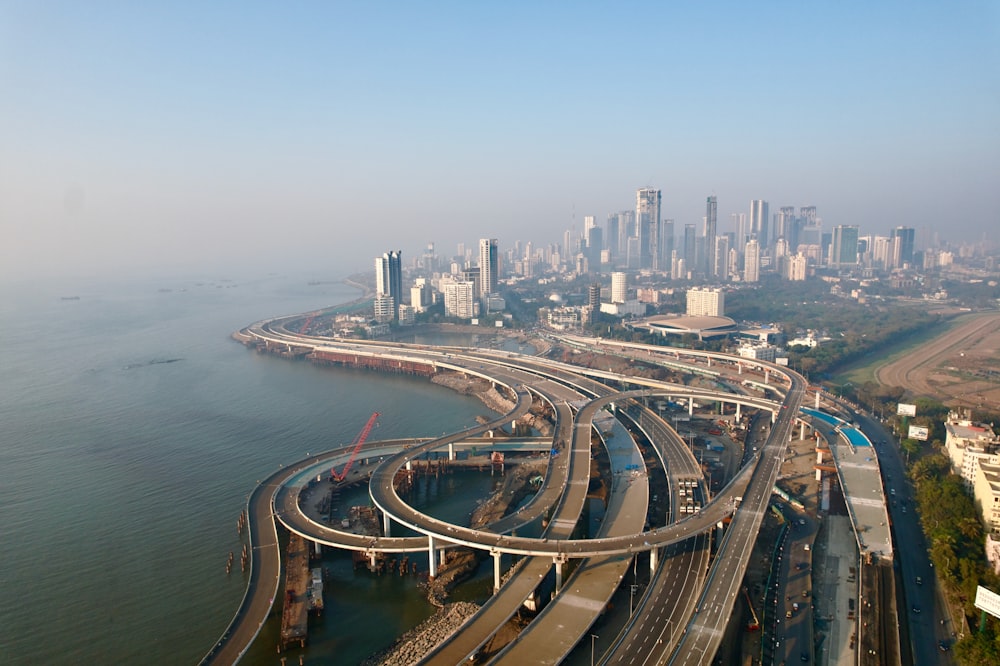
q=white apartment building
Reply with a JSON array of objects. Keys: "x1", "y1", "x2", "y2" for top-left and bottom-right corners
[
  {"x1": 686, "y1": 287, "x2": 725, "y2": 317},
  {"x1": 944, "y1": 412, "x2": 1000, "y2": 490},
  {"x1": 611, "y1": 271, "x2": 627, "y2": 304},
  {"x1": 442, "y1": 279, "x2": 476, "y2": 320},
  {"x1": 973, "y1": 462, "x2": 1000, "y2": 538}
]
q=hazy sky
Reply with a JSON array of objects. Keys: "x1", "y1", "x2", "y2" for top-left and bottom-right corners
[{"x1": 2, "y1": 1, "x2": 998, "y2": 281}]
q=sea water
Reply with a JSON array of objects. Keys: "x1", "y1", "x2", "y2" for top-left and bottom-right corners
[{"x1": 0, "y1": 273, "x2": 495, "y2": 665}]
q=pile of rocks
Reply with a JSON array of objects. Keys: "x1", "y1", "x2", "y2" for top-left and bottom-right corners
[{"x1": 363, "y1": 601, "x2": 480, "y2": 666}]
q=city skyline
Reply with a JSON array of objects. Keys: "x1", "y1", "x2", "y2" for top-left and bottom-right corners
[{"x1": 2, "y1": 2, "x2": 997, "y2": 281}]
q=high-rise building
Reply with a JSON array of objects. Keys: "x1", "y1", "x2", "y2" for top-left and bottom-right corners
[
  {"x1": 749, "y1": 200, "x2": 769, "y2": 249},
  {"x1": 731, "y1": 213, "x2": 746, "y2": 251},
  {"x1": 662, "y1": 219, "x2": 674, "y2": 272},
  {"x1": 637, "y1": 188, "x2": 662, "y2": 270},
  {"x1": 686, "y1": 287, "x2": 725, "y2": 316},
  {"x1": 374, "y1": 250, "x2": 403, "y2": 319},
  {"x1": 831, "y1": 225, "x2": 860, "y2": 267},
  {"x1": 705, "y1": 196, "x2": 718, "y2": 274},
  {"x1": 442, "y1": 279, "x2": 476, "y2": 319},
  {"x1": 713, "y1": 235, "x2": 730, "y2": 281},
  {"x1": 744, "y1": 239, "x2": 760, "y2": 283},
  {"x1": 611, "y1": 272, "x2": 627, "y2": 304},
  {"x1": 614, "y1": 210, "x2": 635, "y2": 262},
  {"x1": 605, "y1": 214, "x2": 620, "y2": 262},
  {"x1": 587, "y1": 283, "x2": 601, "y2": 323},
  {"x1": 890, "y1": 226, "x2": 915, "y2": 268},
  {"x1": 787, "y1": 253, "x2": 808, "y2": 281},
  {"x1": 683, "y1": 224, "x2": 697, "y2": 274},
  {"x1": 479, "y1": 238, "x2": 499, "y2": 298},
  {"x1": 584, "y1": 218, "x2": 603, "y2": 271}
]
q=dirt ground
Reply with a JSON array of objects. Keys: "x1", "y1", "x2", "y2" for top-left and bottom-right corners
[{"x1": 874, "y1": 312, "x2": 1000, "y2": 410}]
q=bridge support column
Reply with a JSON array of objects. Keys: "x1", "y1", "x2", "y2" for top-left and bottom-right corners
[
  {"x1": 314, "y1": 541, "x2": 322, "y2": 556},
  {"x1": 688, "y1": 399, "x2": 694, "y2": 417},
  {"x1": 448, "y1": 442, "x2": 455, "y2": 461},
  {"x1": 649, "y1": 548, "x2": 658, "y2": 573},
  {"x1": 383, "y1": 512, "x2": 391, "y2": 538},
  {"x1": 492, "y1": 550, "x2": 502, "y2": 593},
  {"x1": 405, "y1": 460, "x2": 412, "y2": 472},
  {"x1": 764, "y1": 369, "x2": 770, "y2": 384},
  {"x1": 553, "y1": 556, "x2": 566, "y2": 592},
  {"x1": 428, "y1": 536, "x2": 438, "y2": 579},
  {"x1": 368, "y1": 550, "x2": 377, "y2": 570},
  {"x1": 736, "y1": 403, "x2": 742, "y2": 421},
  {"x1": 800, "y1": 422, "x2": 807, "y2": 440},
  {"x1": 815, "y1": 391, "x2": 820, "y2": 409},
  {"x1": 771, "y1": 410, "x2": 777, "y2": 425}
]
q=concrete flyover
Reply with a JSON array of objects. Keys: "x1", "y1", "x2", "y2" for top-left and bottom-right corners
[{"x1": 209, "y1": 318, "x2": 807, "y2": 665}]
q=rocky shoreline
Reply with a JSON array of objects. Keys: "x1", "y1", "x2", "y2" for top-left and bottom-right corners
[{"x1": 361, "y1": 601, "x2": 481, "y2": 666}]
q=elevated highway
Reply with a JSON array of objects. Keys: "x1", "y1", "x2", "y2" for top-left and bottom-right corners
[{"x1": 210, "y1": 320, "x2": 808, "y2": 665}]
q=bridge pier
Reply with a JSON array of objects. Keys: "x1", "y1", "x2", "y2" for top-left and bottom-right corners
[
  {"x1": 448, "y1": 442, "x2": 455, "y2": 461},
  {"x1": 314, "y1": 541, "x2": 322, "y2": 556},
  {"x1": 688, "y1": 398, "x2": 694, "y2": 417},
  {"x1": 492, "y1": 550, "x2": 502, "y2": 593},
  {"x1": 367, "y1": 550, "x2": 378, "y2": 570},
  {"x1": 649, "y1": 548, "x2": 658, "y2": 573},
  {"x1": 405, "y1": 460, "x2": 412, "y2": 472},
  {"x1": 736, "y1": 403, "x2": 742, "y2": 421},
  {"x1": 800, "y1": 421, "x2": 808, "y2": 440},
  {"x1": 428, "y1": 535, "x2": 438, "y2": 578},
  {"x1": 553, "y1": 555, "x2": 567, "y2": 592},
  {"x1": 764, "y1": 368, "x2": 770, "y2": 384},
  {"x1": 383, "y1": 512, "x2": 392, "y2": 538}
]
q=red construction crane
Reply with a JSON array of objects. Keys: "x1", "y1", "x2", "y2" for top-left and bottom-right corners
[
  {"x1": 330, "y1": 412, "x2": 380, "y2": 482},
  {"x1": 743, "y1": 587, "x2": 760, "y2": 631},
  {"x1": 299, "y1": 313, "x2": 318, "y2": 334}
]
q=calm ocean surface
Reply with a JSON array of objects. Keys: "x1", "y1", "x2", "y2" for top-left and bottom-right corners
[{"x1": 0, "y1": 273, "x2": 494, "y2": 665}]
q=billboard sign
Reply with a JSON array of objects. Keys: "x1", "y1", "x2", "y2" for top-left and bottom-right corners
[
  {"x1": 897, "y1": 403, "x2": 917, "y2": 417},
  {"x1": 908, "y1": 425, "x2": 929, "y2": 441},
  {"x1": 975, "y1": 586, "x2": 1000, "y2": 619}
]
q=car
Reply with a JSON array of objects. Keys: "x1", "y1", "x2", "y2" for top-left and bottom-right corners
[
  {"x1": 939, "y1": 640, "x2": 950, "y2": 652},
  {"x1": 800, "y1": 653, "x2": 810, "y2": 662},
  {"x1": 916, "y1": 576, "x2": 922, "y2": 585},
  {"x1": 912, "y1": 605, "x2": 921, "y2": 614}
]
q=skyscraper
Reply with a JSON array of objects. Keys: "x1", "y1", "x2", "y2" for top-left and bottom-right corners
[
  {"x1": 374, "y1": 250, "x2": 403, "y2": 319},
  {"x1": 611, "y1": 271, "x2": 627, "y2": 304},
  {"x1": 744, "y1": 240, "x2": 760, "y2": 283},
  {"x1": 683, "y1": 224, "x2": 697, "y2": 274},
  {"x1": 479, "y1": 238, "x2": 499, "y2": 298},
  {"x1": 831, "y1": 225, "x2": 860, "y2": 267},
  {"x1": 662, "y1": 219, "x2": 674, "y2": 272},
  {"x1": 636, "y1": 188, "x2": 662, "y2": 270},
  {"x1": 749, "y1": 200, "x2": 769, "y2": 249},
  {"x1": 605, "y1": 214, "x2": 620, "y2": 262},
  {"x1": 704, "y1": 196, "x2": 718, "y2": 275},
  {"x1": 713, "y1": 235, "x2": 730, "y2": 281},
  {"x1": 890, "y1": 226, "x2": 915, "y2": 268},
  {"x1": 731, "y1": 213, "x2": 746, "y2": 251}
]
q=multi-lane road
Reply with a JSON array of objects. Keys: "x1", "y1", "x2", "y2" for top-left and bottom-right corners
[{"x1": 207, "y1": 319, "x2": 822, "y2": 665}]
